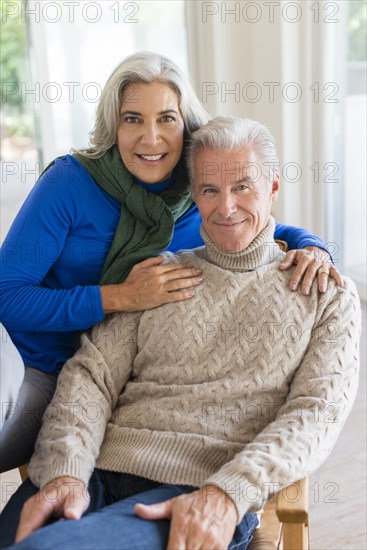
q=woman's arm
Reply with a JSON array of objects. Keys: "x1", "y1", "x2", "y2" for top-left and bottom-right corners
[
  {"x1": 0, "y1": 160, "x2": 203, "y2": 332},
  {"x1": 0, "y1": 162, "x2": 105, "y2": 332},
  {"x1": 274, "y1": 221, "x2": 330, "y2": 253},
  {"x1": 100, "y1": 256, "x2": 202, "y2": 313},
  {"x1": 274, "y1": 221, "x2": 343, "y2": 294}
]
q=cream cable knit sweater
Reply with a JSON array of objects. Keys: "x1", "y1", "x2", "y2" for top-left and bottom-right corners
[{"x1": 29, "y1": 217, "x2": 361, "y2": 522}]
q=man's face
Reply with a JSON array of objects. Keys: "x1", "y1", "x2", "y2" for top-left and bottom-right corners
[{"x1": 193, "y1": 147, "x2": 280, "y2": 253}]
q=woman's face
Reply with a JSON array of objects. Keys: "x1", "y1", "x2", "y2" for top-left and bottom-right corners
[{"x1": 117, "y1": 80, "x2": 185, "y2": 183}]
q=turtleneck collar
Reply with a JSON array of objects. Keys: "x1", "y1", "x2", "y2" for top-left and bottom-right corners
[{"x1": 200, "y1": 216, "x2": 282, "y2": 272}]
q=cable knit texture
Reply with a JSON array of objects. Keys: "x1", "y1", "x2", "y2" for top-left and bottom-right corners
[{"x1": 28, "y1": 217, "x2": 361, "y2": 522}]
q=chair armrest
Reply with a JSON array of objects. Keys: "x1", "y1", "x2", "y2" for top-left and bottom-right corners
[
  {"x1": 275, "y1": 239, "x2": 288, "y2": 252},
  {"x1": 248, "y1": 478, "x2": 310, "y2": 550},
  {"x1": 276, "y1": 477, "x2": 309, "y2": 526},
  {"x1": 18, "y1": 464, "x2": 29, "y2": 482}
]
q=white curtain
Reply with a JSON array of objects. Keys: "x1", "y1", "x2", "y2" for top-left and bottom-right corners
[
  {"x1": 186, "y1": 0, "x2": 347, "y2": 243},
  {"x1": 27, "y1": 0, "x2": 188, "y2": 164}
]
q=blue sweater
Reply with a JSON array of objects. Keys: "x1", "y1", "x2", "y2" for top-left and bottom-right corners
[{"x1": 0, "y1": 156, "x2": 327, "y2": 373}]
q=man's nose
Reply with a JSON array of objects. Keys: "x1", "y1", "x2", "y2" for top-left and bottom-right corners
[
  {"x1": 140, "y1": 123, "x2": 160, "y2": 146},
  {"x1": 217, "y1": 193, "x2": 238, "y2": 218}
]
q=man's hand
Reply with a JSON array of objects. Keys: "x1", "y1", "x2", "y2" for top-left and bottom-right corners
[
  {"x1": 134, "y1": 484, "x2": 238, "y2": 550},
  {"x1": 15, "y1": 477, "x2": 89, "y2": 543},
  {"x1": 279, "y1": 246, "x2": 343, "y2": 295}
]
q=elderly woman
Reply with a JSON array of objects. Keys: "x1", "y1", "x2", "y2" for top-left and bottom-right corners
[{"x1": 0, "y1": 52, "x2": 340, "y2": 472}]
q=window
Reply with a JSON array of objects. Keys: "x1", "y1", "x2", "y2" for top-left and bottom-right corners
[
  {"x1": 344, "y1": 0, "x2": 366, "y2": 294},
  {"x1": 1, "y1": 0, "x2": 38, "y2": 239},
  {"x1": 1, "y1": 0, "x2": 188, "y2": 239}
]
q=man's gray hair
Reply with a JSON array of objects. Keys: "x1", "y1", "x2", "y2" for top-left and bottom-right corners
[
  {"x1": 76, "y1": 51, "x2": 210, "y2": 158},
  {"x1": 187, "y1": 116, "x2": 279, "y2": 184}
]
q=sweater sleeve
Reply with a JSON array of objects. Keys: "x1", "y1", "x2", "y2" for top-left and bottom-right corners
[
  {"x1": 0, "y1": 161, "x2": 105, "y2": 332},
  {"x1": 204, "y1": 279, "x2": 361, "y2": 522},
  {"x1": 27, "y1": 312, "x2": 141, "y2": 488},
  {"x1": 274, "y1": 221, "x2": 331, "y2": 256}
]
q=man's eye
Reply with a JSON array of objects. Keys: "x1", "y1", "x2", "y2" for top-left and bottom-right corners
[
  {"x1": 237, "y1": 185, "x2": 249, "y2": 191},
  {"x1": 203, "y1": 188, "x2": 216, "y2": 195}
]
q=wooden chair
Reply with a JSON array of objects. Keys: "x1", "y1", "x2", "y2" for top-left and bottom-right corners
[
  {"x1": 19, "y1": 466, "x2": 309, "y2": 549},
  {"x1": 18, "y1": 464, "x2": 29, "y2": 482},
  {"x1": 249, "y1": 478, "x2": 310, "y2": 550}
]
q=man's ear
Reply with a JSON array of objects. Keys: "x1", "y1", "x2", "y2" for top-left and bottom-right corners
[{"x1": 271, "y1": 173, "x2": 280, "y2": 202}]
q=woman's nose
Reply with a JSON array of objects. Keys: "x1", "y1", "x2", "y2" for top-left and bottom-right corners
[{"x1": 140, "y1": 123, "x2": 160, "y2": 146}]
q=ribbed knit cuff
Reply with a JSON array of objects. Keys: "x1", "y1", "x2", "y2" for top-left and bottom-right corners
[
  {"x1": 28, "y1": 457, "x2": 93, "y2": 490},
  {"x1": 203, "y1": 467, "x2": 265, "y2": 524}
]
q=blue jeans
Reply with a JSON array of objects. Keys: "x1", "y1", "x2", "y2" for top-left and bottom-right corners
[{"x1": 0, "y1": 470, "x2": 259, "y2": 549}]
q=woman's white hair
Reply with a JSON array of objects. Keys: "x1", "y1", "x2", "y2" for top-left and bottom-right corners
[
  {"x1": 76, "y1": 51, "x2": 210, "y2": 158},
  {"x1": 187, "y1": 116, "x2": 280, "y2": 184}
]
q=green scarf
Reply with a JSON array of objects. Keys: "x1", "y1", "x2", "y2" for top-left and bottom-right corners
[{"x1": 73, "y1": 145, "x2": 193, "y2": 284}]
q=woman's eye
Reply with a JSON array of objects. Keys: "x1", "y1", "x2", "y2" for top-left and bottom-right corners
[
  {"x1": 161, "y1": 115, "x2": 175, "y2": 122},
  {"x1": 123, "y1": 116, "x2": 140, "y2": 124}
]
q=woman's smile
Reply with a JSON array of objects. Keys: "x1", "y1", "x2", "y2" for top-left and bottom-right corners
[{"x1": 117, "y1": 81, "x2": 184, "y2": 183}]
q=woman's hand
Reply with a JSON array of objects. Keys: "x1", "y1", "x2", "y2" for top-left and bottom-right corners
[
  {"x1": 278, "y1": 246, "x2": 344, "y2": 295},
  {"x1": 134, "y1": 484, "x2": 238, "y2": 550},
  {"x1": 15, "y1": 477, "x2": 88, "y2": 543},
  {"x1": 101, "y1": 256, "x2": 203, "y2": 314}
]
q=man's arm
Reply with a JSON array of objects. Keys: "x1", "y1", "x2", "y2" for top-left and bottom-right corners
[
  {"x1": 137, "y1": 279, "x2": 361, "y2": 548},
  {"x1": 28, "y1": 311, "x2": 141, "y2": 489},
  {"x1": 14, "y1": 312, "x2": 141, "y2": 542},
  {"x1": 203, "y1": 279, "x2": 361, "y2": 522}
]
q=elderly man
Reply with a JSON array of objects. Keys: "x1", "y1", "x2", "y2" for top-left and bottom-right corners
[{"x1": 0, "y1": 117, "x2": 360, "y2": 550}]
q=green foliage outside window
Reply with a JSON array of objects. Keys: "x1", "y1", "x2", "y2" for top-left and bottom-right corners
[
  {"x1": 348, "y1": 1, "x2": 367, "y2": 62},
  {"x1": 0, "y1": 0, "x2": 26, "y2": 108}
]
